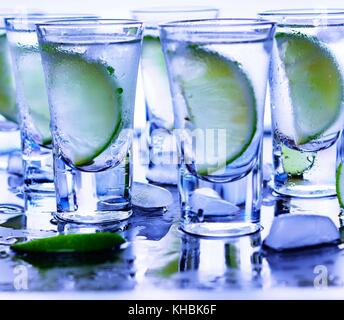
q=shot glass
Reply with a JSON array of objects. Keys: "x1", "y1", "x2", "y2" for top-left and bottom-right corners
[
  {"x1": 160, "y1": 19, "x2": 275, "y2": 237},
  {"x1": 5, "y1": 14, "x2": 96, "y2": 193},
  {"x1": 37, "y1": 19, "x2": 142, "y2": 224},
  {"x1": 132, "y1": 7, "x2": 219, "y2": 185},
  {"x1": 259, "y1": 9, "x2": 344, "y2": 197},
  {"x1": 0, "y1": 13, "x2": 22, "y2": 168}
]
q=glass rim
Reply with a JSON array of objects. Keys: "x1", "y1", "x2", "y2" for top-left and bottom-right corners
[
  {"x1": 5, "y1": 14, "x2": 99, "y2": 31},
  {"x1": 36, "y1": 18, "x2": 142, "y2": 28},
  {"x1": 131, "y1": 6, "x2": 219, "y2": 14},
  {"x1": 0, "y1": 12, "x2": 44, "y2": 30},
  {"x1": 259, "y1": 8, "x2": 344, "y2": 17},
  {"x1": 159, "y1": 18, "x2": 275, "y2": 29}
]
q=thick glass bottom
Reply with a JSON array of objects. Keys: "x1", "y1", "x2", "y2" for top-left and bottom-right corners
[
  {"x1": 54, "y1": 150, "x2": 132, "y2": 225},
  {"x1": 181, "y1": 221, "x2": 261, "y2": 238},
  {"x1": 0, "y1": 203, "x2": 23, "y2": 215},
  {"x1": 179, "y1": 150, "x2": 262, "y2": 238},
  {"x1": 54, "y1": 208, "x2": 132, "y2": 225},
  {"x1": 273, "y1": 182, "x2": 336, "y2": 198}
]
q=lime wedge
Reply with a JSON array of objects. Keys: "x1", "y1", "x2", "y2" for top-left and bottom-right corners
[
  {"x1": 336, "y1": 163, "x2": 344, "y2": 209},
  {"x1": 276, "y1": 32, "x2": 343, "y2": 145},
  {"x1": 41, "y1": 45, "x2": 123, "y2": 167},
  {"x1": 281, "y1": 144, "x2": 316, "y2": 176},
  {"x1": 0, "y1": 34, "x2": 17, "y2": 123},
  {"x1": 141, "y1": 35, "x2": 174, "y2": 129},
  {"x1": 19, "y1": 46, "x2": 51, "y2": 145},
  {"x1": 173, "y1": 45, "x2": 256, "y2": 175},
  {"x1": 11, "y1": 232, "x2": 125, "y2": 254}
]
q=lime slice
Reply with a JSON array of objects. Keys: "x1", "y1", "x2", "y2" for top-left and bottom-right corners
[
  {"x1": 281, "y1": 144, "x2": 316, "y2": 176},
  {"x1": 173, "y1": 45, "x2": 256, "y2": 175},
  {"x1": 336, "y1": 163, "x2": 344, "y2": 209},
  {"x1": 41, "y1": 45, "x2": 123, "y2": 167},
  {"x1": 0, "y1": 34, "x2": 17, "y2": 123},
  {"x1": 141, "y1": 35, "x2": 174, "y2": 129},
  {"x1": 276, "y1": 32, "x2": 343, "y2": 145},
  {"x1": 11, "y1": 232, "x2": 125, "y2": 254},
  {"x1": 19, "y1": 46, "x2": 51, "y2": 145}
]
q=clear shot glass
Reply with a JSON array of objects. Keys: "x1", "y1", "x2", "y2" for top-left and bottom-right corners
[
  {"x1": 160, "y1": 19, "x2": 275, "y2": 237},
  {"x1": 5, "y1": 14, "x2": 96, "y2": 194},
  {"x1": 259, "y1": 9, "x2": 344, "y2": 198},
  {"x1": 37, "y1": 19, "x2": 143, "y2": 224}
]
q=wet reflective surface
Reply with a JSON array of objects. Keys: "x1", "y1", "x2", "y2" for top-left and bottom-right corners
[{"x1": 0, "y1": 136, "x2": 344, "y2": 298}]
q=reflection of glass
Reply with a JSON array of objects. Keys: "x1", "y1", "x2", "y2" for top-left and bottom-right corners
[
  {"x1": 177, "y1": 232, "x2": 263, "y2": 289},
  {"x1": 132, "y1": 7, "x2": 219, "y2": 185},
  {"x1": 259, "y1": 9, "x2": 344, "y2": 198},
  {"x1": 5, "y1": 14, "x2": 96, "y2": 193},
  {"x1": 37, "y1": 19, "x2": 142, "y2": 224},
  {"x1": 160, "y1": 19, "x2": 275, "y2": 237}
]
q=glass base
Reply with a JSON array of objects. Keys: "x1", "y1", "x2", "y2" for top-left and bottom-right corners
[
  {"x1": 179, "y1": 151, "x2": 262, "y2": 238},
  {"x1": 0, "y1": 204, "x2": 23, "y2": 215},
  {"x1": 181, "y1": 222, "x2": 261, "y2": 238},
  {"x1": 272, "y1": 132, "x2": 338, "y2": 199},
  {"x1": 273, "y1": 183, "x2": 336, "y2": 198},
  {"x1": 54, "y1": 209, "x2": 132, "y2": 225},
  {"x1": 54, "y1": 150, "x2": 133, "y2": 225}
]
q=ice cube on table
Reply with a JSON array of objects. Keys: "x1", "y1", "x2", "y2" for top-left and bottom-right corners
[
  {"x1": 264, "y1": 214, "x2": 340, "y2": 251},
  {"x1": 132, "y1": 182, "x2": 173, "y2": 209},
  {"x1": 190, "y1": 188, "x2": 240, "y2": 216}
]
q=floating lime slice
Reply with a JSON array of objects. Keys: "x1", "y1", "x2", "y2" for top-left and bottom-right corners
[
  {"x1": 141, "y1": 35, "x2": 174, "y2": 129},
  {"x1": 41, "y1": 45, "x2": 123, "y2": 167},
  {"x1": 0, "y1": 34, "x2": 17, "y2": 123},
  {"x1": 281, "y1": 144, "x2": 316, "y2": 176},
  {"x1": 336, "y1": 163, "x2": 344, "y2": 209},
  {"x1": 173, "y1": 45, "x2": 257, "y2": 175},
  {"x1": 11, "y1": 232, "x2": 125, "y2": 254},
  {"x1": 276, "y1": 32, "x2": 343, "y2": 145},
  {"x1": 18, "y1": 46, "x2": 51, "y2": 145}
]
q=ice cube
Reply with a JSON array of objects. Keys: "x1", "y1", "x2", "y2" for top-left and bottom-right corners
[
  {"x1": 190, "y1": 188, "x2": 240, "y2": 216},
  {"x1": 264, "y1": 214, "x2": 340, "y2": 251},
  {"x1": 145, "y1": 165, "x2": 178, "y2": 185},
  {"x1": 132, "y1": 182, "x2": 173, "y2": 209}
]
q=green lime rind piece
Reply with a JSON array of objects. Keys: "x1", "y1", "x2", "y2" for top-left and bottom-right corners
[
  {"x1": 40, "y1": 44, "x2": 123, "y2": 167},
  {"x1": 275, "y1": 32, "x2": 343, "y2": 145},
  {"x1": 11, "y1": 232, "x2": 126, "y2": 254},
  {"x1": 18, "y1": 45, "x2": 52, "y2": 145},
  {"x1": 281, "y1": 144, "x2": 316, "y2": 176},
  {"x1": 174, "y1": 45, "x2": 257, "y2": 175},
  {"x1": 336, "y1": 163, "x2": 344, "y2": 209},
  {"x1": 0, "y1": 33, "x2": 17, "y2": 123}
]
